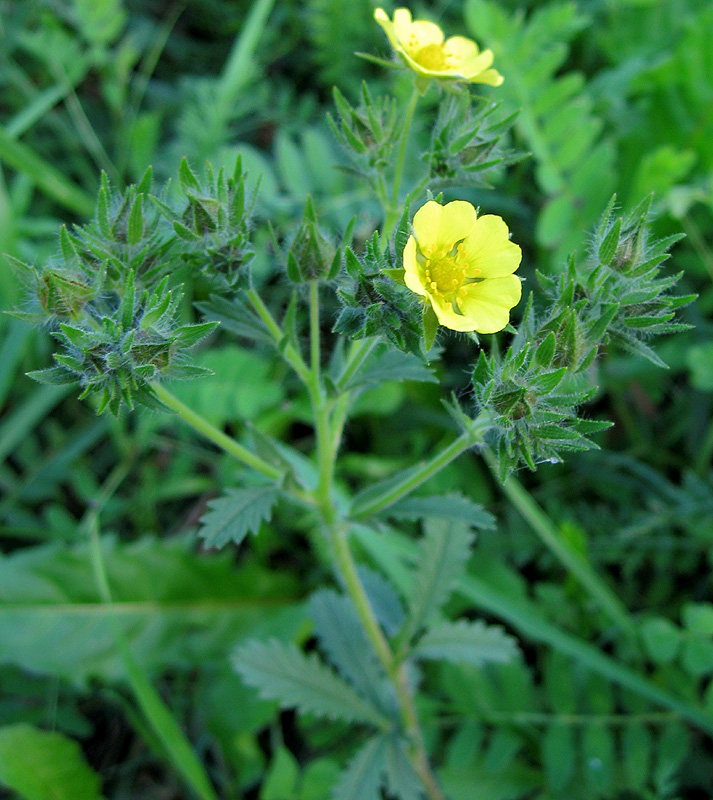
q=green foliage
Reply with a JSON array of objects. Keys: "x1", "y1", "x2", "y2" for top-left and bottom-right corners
[
  {"x1": 232, "y1": 638, "x2": 390, "y2": 728},
  {"x1": 0, "y1": 534, "x2": 299, "y2": 684},
  {"x1": 199, "y1": 485, "x2": 280, "y2": 549},
  {"x1": 465, "y1": 0, "x2": 615, "y2": 260},
  {"x1": 0, "y1": 724, "x2": 103, "y2": 800},
  {"x1": 1, "y1": 0, "x2": 710, "y2": 798}
]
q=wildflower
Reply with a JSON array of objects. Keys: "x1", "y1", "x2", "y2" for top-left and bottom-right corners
[
  {"x1": 374, "y1": 8, "x2": 503, "y2": 86},
  {"x1": 403, "y1": 200, "x2": 521, "y2": 333}
]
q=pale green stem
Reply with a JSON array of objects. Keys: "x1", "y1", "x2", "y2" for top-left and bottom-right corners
[
  {"x1": 483, "y1": 449, "x2": 637, "y2": 637},
  {"x1": 382, "y1": 85, "x2": 420, "y2": 243},
  {"x1": 351, "y1": 425, "x2": 488, "y2": 520},
  {"x1": 335, "y1": 337, "x2": 378, "y2": 391},
  {"x1": 246, "y1": 287, "x2": 312, "y2": 385},
  {"x1": 325, "y1": 520, "x2": 446, "y2": 800},
  {"x1": 305, "y1": 288, "x2": 446, "y2": 800},
  {"x1": 152, "y1": 383, "x2": 282, "y2": 482}
]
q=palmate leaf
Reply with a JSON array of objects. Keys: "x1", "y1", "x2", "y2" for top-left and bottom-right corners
[
  {"x1": 308, "y1": 590, "x2": 395, "y2": 715},
  {"x1": 232, "y1": 639, "x2": 389, "y2": 728},
  {"x1": 198, "y1": 485, "x2": 279, "y2": 549},
  {"x1": 413, "y1": 620, "x2": 519, "y2": 666},
  {"x1": 404, "y1": 520, "x2": 474, "y2": 639},
  {"x1": 0, "y1": 724, "x2": 103, "y2": 800}
]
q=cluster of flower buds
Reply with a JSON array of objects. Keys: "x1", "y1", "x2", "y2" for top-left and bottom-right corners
[
  {"x1": 467, "y1": 196, "x2": 693, "y2": 479},
  {"x1": 334, "y1": 215, "x2": 424, "y2": 355},
  {"x1": 163, "y1": 157, "x2": 256, "y2": 293},
  {"x1": 329, "y1": 84, "x2": 401, "y2": 185},
  {"x1": 13, "y1": 158, "x2": 260, "y2": 415},
  {"x1": 428, "y1": 95, "x2": 521, "y2": 188}
]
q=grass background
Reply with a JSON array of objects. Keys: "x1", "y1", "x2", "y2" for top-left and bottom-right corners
[{"x1": 1, "y1": 0, "x2": 713, "y2": 798}]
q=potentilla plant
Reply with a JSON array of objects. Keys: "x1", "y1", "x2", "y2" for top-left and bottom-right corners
[{"x1": 13, "y1": 7, "x2": 693, "y2": 800}]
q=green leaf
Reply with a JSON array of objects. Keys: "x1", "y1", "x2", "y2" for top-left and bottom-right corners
[
  {"x1": 342, "y1": 345, "x2": 436, "y2": 390},
  {"x1": 261, "y1": 746, "x2": 300, "y2": 800},
  {"x1": 179, "y1": 156, "x2": 201, "y2": 192},
  {"x1": 683, "y1": 603, "x2": 713, "y2": 635},
  {"x1": 641, "y1": 617, "x2": 681, "y2": 664},
  {"x1": 0, "y1": 534, "x2": 299, "y2": 684},
  {"x1": 423, "y1": 304, "x2": 439, "y2": 353},
  {"x1": 386, "y1": 493, "x2": 495, "y2": 530},
  {"x1": 623, "y1": 724, "x2": 652, "y2": 790},
  {"x1": 199, "y1": 485, "x2": 279, "y2": 549},
  {"x1": 541, "y1": 723, "x2": 575, "y2": 791},
  {"x1": 127, "y1": 192, "x2": 144, "y2": 244},
  {"x1": 308, "y1": 590, "x2": 392, "y2": 715},
  {"x1": 413, "y1": 620, "x2": 518, "y2": 666},
  {"x1": 233, "y1": 639, "x2": 389, "y2": 728},
  {"x1": 330, "y1": 736, "x2": 386, "y2": 800},
  {"x1": 384, "y1": 736, "x2": 421, "y2": 800},
  {"x1": 0, "y1": 724, "x2": 102, "y2": 800},
  {"x1": 582, "y1": 724, "x2": 615, "y2": 793},
  {"x1": 405, "y1": 520, "x2": 474, "y2": 638}
]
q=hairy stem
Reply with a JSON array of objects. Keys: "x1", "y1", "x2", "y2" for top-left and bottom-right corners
[
  {"x1": 152, "y1": 383, "x2": 282, "y2": 481},
  {"x1": 351, "y1": 421, "x2": 490, "y2": 520},
  {"x1": 306, "y1": 289, "x2": 446, "y2": 800},
  {"x1": 382, "y1": 84, "x2": 420, "y2": 243}
]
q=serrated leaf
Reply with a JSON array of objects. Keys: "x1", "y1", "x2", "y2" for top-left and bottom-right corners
[
  {"x1": 308, "y1": 590, "x2": 392, "y2": 715},
  {"x1": 386, "y1": 493, "x2": 495, "y2": 530},
  {"x1": 358, "y1": 567, "x2": 406, "y2": 636},
  {"x1": 413, "y1": 620, "x2": 518, "y2": 666},
  {"x1": 405, "y1": 520, "x2": 474, "y2": 638},
  {"x1": 0, "y1": 724, "x2": 103, "y2": 800},
  {"x1": 233, "y1": 639, "x2": 388, "y2": 728},
  {"x1": 342, "y1": 346, "x2": 436, "y2": 390},
  {"x1": 384, "y1": 736, "x2": 422, "y2": 800},
  {"x1": 199, "y1": 486, "x2": 279, "y2": 549},
  {"x1": 330, "y1": 736, "x2": 387, "y2": 800}
]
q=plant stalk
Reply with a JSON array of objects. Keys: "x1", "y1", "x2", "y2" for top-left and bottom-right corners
[{"x1": 152, "y1": 383, "x2": 282, "y2": 481}]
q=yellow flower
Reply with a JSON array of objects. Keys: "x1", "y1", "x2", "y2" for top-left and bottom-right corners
[
  {"x1": 374, "y1": 7, "x2": 503, "y2": 86},
  {"x1": 404, "y1": 200, "x2": 522, "y2": 333}
]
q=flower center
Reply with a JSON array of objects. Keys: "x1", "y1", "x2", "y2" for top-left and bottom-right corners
[
  {"x1": 414, "y1": 43, "x2": 447, "y2": 71},
  {"x1": 424, "y1": 252, "x2": 467, "y2": 297}
]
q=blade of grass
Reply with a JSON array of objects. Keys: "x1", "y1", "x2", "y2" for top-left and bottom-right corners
[
  {"x1": 0, "y1": 321, "x2": 31, "y2": 408},
  {"x1": 0, "y1": 384, "x2": 72, "y2": 466},
  {"x1": 353, "y1": 524, "x2": 713, "y2": 737},
  {"x1": 85, "y1": 462, "x2": 220, "y2": 800},
  {"x1": 483, "y1": 449, "x2": 637, "y2": 637},
  {"x1": 216, "y1": 0, "x2": 276, "y2": 109},
  {"x1": 0, "y1": 126, "x2": 95, "y2": 217}
]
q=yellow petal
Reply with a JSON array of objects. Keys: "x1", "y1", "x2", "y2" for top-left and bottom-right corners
[
  {"x1": 458, "y1": 49, "x2": 495, "y2": 77},
  {"x1": 461, "y1": 214, "x2": 522, "y2": 278},
  {"x1": 407, "y1": 20, "x2": 444, "y2": 52},
  {"x1": 456, "y1": 275, "x2": 522, "y2": 333},
  {"x1": 393, "y1": 8, "x2": 414, "y2": 44},
  {"x1": 412, "y1": 200, "x2": 477, "y2": 253},
  {"x1": 443, "y1": 35, "x2": 479, "y2": 62},
  {"x1": 374, "y1": 8, "x2": 400, "y2": 51},
  {"x1": 470, "y1": 66, "x2": 504, "y2": 86},
  {"x1": 429, "y1": 293, "x2": 479, "y2": 332},
  {"x1": 403, "y1": 235, "x2": 427, "y2": 296},
  {"x1": 438, "y1": 200, "x2": 477, "y2": 248},
  {"x1": 412, "y1": 201, "x2": 443, "y2": 252}
]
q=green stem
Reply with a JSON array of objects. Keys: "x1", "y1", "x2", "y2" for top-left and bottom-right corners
[
  {"x1": 325, "y1": 520, "x2": 446, "y2": 800},
  {"x1": 382, "y1": 85, "x2": 420, "y2": 243},
  {"x1": 335, "y1": 337, "x2": 378, "y2": 391},
  {"x1": 246, "y1": 287, "x2": 312, "y2": 385},
  {"x1": 351, "y1": 426, "x2": 487, "y2": 520},
  {"x1": 483, "y1": 449, "x2": 637, "y2": 637},
  {"x1": 306, "y1": 299, "x2": 445, "y2": 799},
  {"x1": 152, "y1": 383, "x2": 282, "y2": 482}
]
